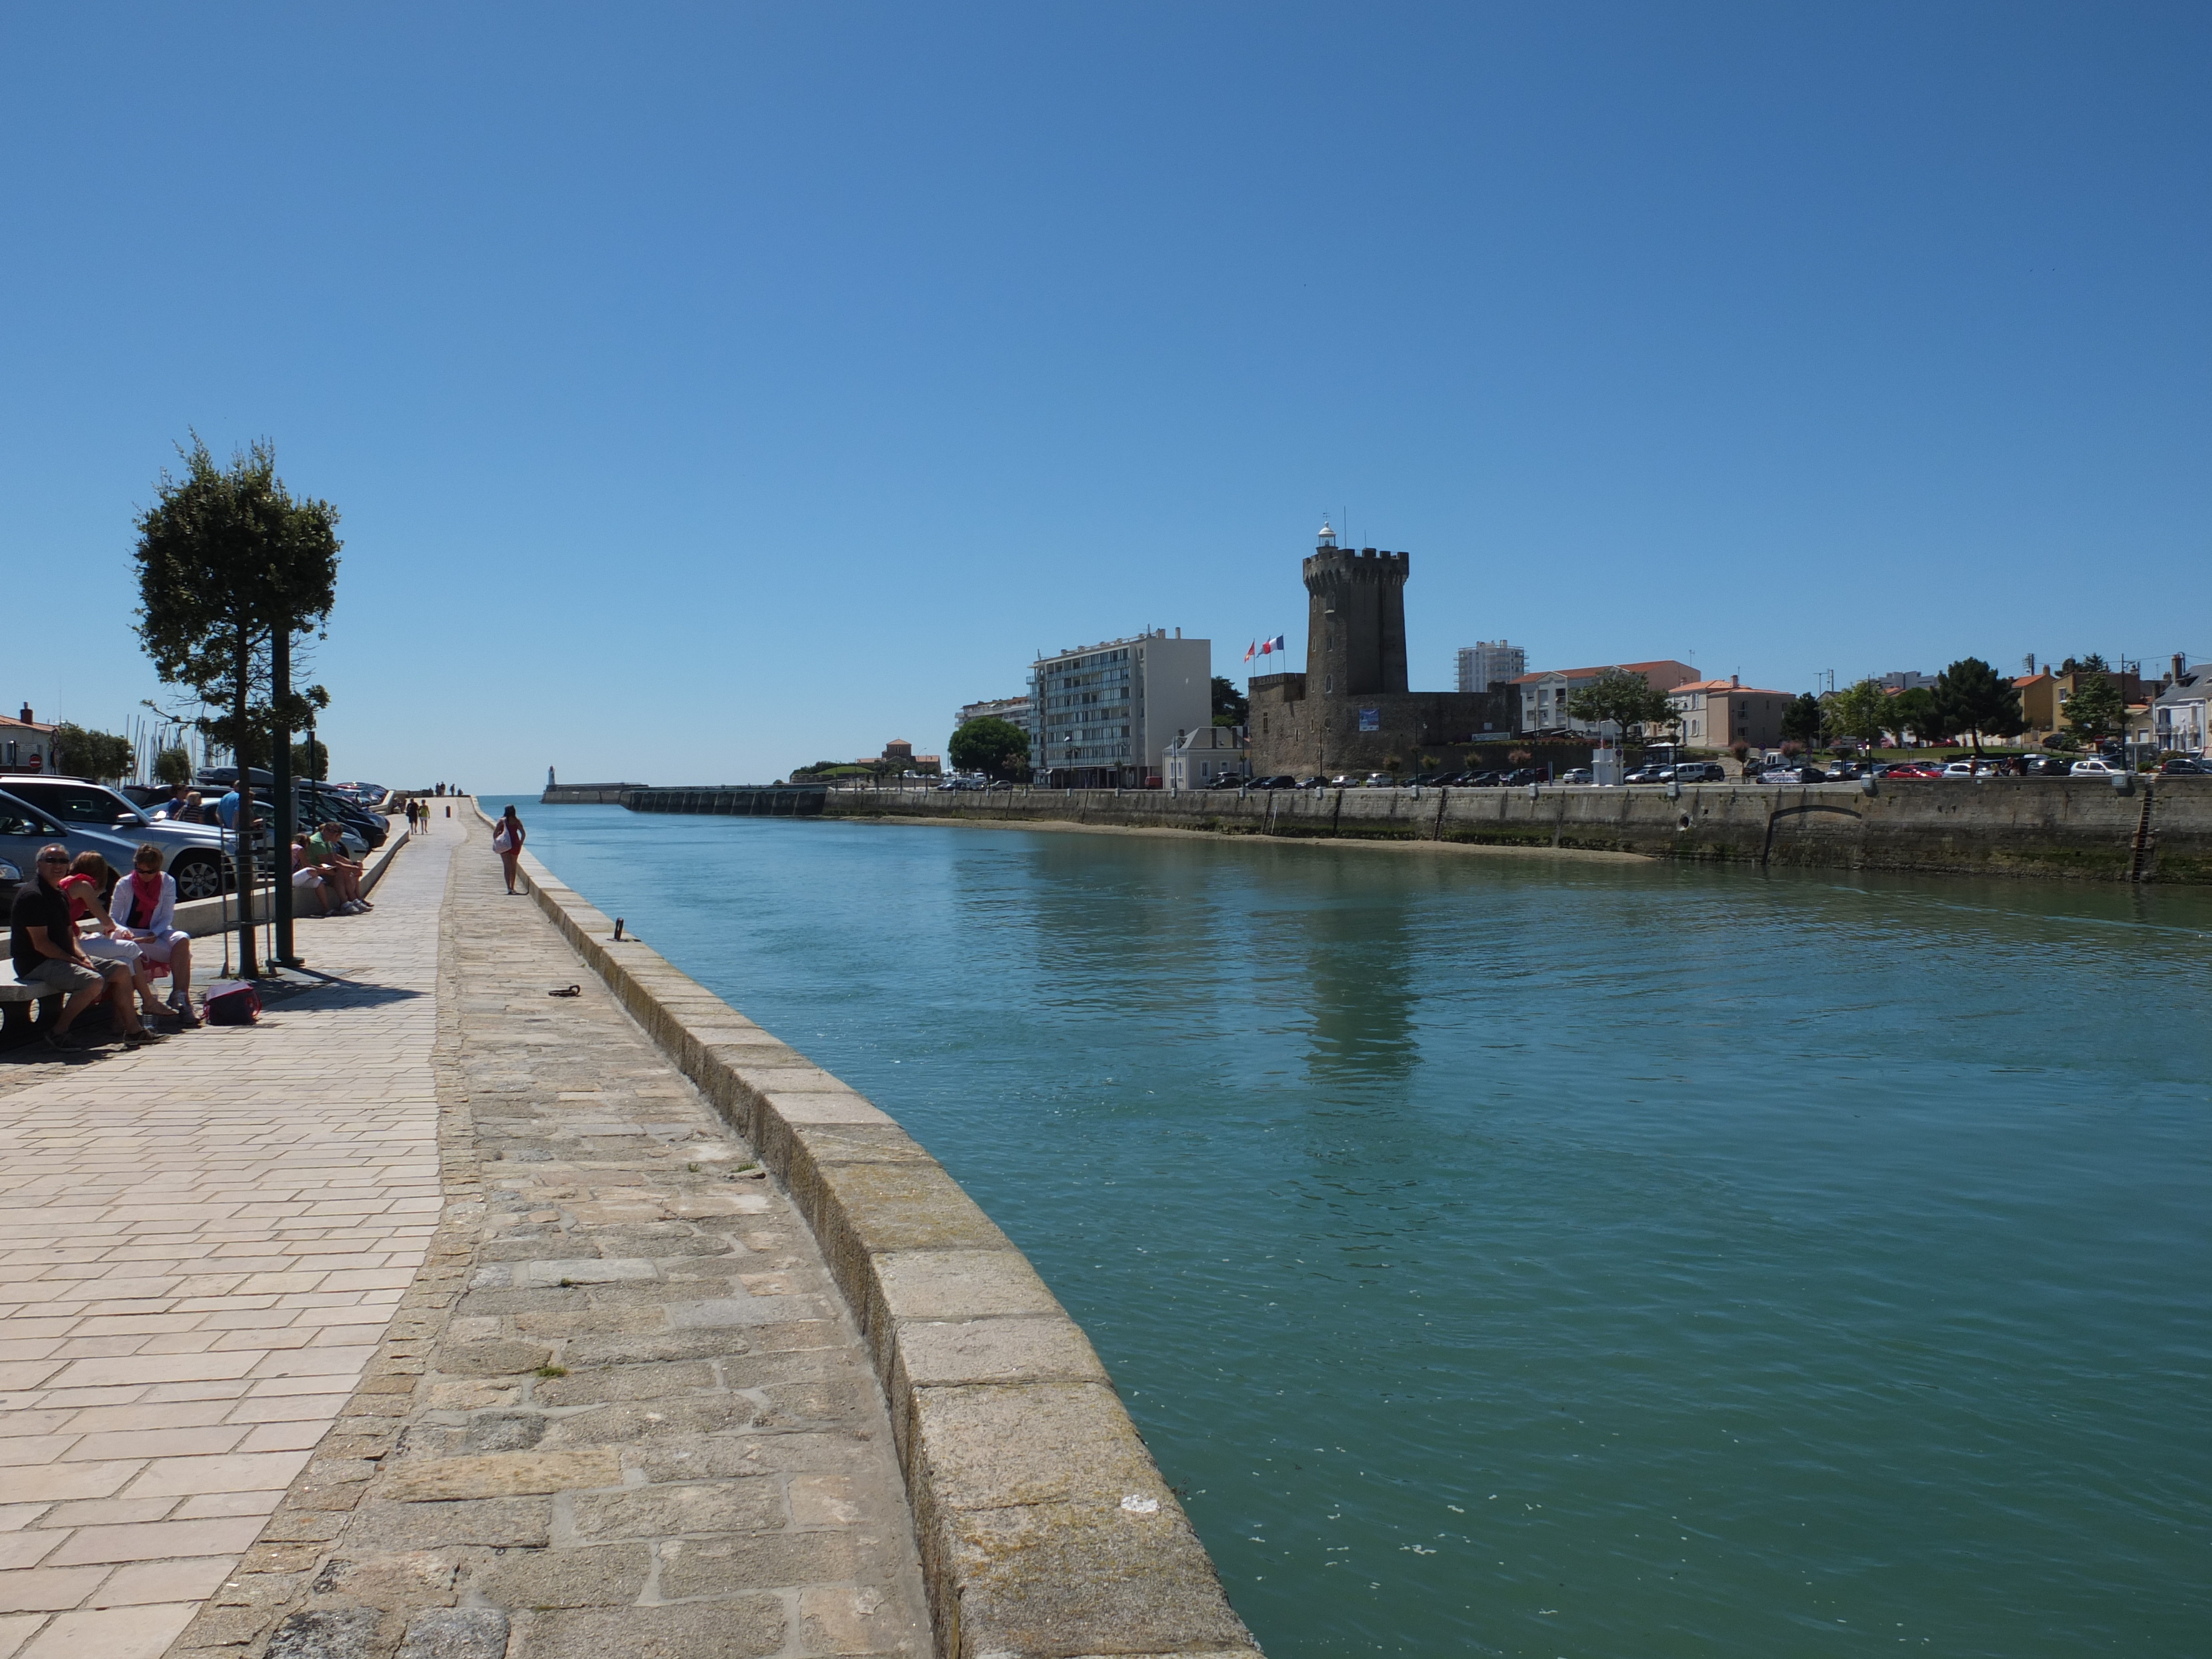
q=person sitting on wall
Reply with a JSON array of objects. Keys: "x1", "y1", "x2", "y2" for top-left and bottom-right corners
[
  {"x1": 291, "y1": 836, "x2": 341, "y2": 916},
  {"x1": 306, "y1": 822, "x2": 369, "y2": 911},
  {"x1": 109, "y1": 843, "x2": 201, "y2": 1027},
  {"x1": 9, "y1": 845, "x2": 155, "y2": 1051},
  {"x1": 60, "y1": 852, "x2": 176, "y2": 1031}
]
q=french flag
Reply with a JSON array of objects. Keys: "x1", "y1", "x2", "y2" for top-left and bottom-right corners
[{"x1": 1258, "y1": 634, "x2": 1286, "y2": 657}]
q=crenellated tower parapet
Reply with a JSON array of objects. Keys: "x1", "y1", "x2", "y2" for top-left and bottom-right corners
[{"x1": 1303, "y1": 542, "x2": 1410, "y2": 697}]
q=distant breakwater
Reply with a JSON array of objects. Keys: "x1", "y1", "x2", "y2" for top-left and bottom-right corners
[{"x1": 545, "y1": 779, "x2": 2211, "y2": 884}]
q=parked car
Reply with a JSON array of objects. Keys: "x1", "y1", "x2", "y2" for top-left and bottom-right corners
[
  {"x1": 0, "y1": 775, "x2": 239, "y2": 902},
  {"x1": 1559, "y1": 767, "x2": 1594, "y2": 785},
  {"x1": 1500, "y1": 768, "x2": 1545, "y2": 786},
  {"x1": 0, "y1": 789, "x2": 148, "y2": 905},
  {"x1": 2069, "y1": 758, "x2": 2121, "y2": 777},
  {"x1": 1250, "y1": 775, "x2": 1298, "y2": 790},
  {"x1": 1623, "y1": 764, "x2": 1674, "y2": 784},
  {"x1": 1673, "y1": 761, "x2": 1727, "y2": 783},
  {"x1": 2020, "y1": 754, "x2": 2075, "y2": 776},
  {"x1": 2158, "y1": 757, "x2": 2212, "y2": 775},
  {"x1": 1361, "y1": 773, "x2": 1396, "y2": 788},
  {"x1": 1206, "y1": 774, "x2": 1247, "y2": 789}
]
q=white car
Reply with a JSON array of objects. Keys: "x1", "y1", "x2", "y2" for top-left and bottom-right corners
[
  {"x1": 2068, "y1": 758, "x2": 2121, "y2": 777},
  {"x1": 0, "y1": 775, "x2": 238, "y2": 901}
]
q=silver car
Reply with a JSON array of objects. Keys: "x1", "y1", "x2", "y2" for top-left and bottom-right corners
[
  {"x1": 0, "y1": 776, "x2": 240, "y2": 901},
  {"x1": 0, "y1": 789, "x2": 150, "y2": 905}
]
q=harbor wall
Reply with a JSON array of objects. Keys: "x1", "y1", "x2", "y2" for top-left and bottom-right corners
[
  {"x1": 489, "y1": 807, "x2": 1260, "y2": 1659},
  {"x1": 811, "y1": 780, "x2": 2212, "y2": 883}
]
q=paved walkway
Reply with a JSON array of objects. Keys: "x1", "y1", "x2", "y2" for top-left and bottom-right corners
[
  {"x1": 6, "y1": 803, "x2": 935, "y2": 1658},
  {"x1": 0, "y1": 821, "x2": 452, "y2": 1658}
]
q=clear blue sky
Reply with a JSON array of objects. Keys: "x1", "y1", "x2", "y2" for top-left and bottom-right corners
[{"x1": 4, "y1": 3, "x2": 2206, "y2": 790}]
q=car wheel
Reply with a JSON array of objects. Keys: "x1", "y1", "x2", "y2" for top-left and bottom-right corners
[{"x1": 171, "y1": 851, "x2": 226, "y2": 902}]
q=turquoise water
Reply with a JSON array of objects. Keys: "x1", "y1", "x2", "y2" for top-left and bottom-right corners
[{"x1": 515, "y1": 806, "x2": 2212, "y2": 1656}]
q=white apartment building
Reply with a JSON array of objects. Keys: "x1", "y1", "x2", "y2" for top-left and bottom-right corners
[
  {"x1": 1455, "y1": 641, "x2": 1527, "y2": 693},
  {"x1": 1165, "y1": 724, "x2": 1247, "y2": 792},
  {"x1": 953, "y1": 696, "x2": 1035, "y2": 743},
  {"x1": 1512, "y1": 659, "x2": 1697, "y2": 735},
  {"x1": 1030, "y1": 630, "x2": 1212, "y2": 787}
]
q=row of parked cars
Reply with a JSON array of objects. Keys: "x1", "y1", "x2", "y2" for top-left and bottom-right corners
[{"x1": 0, "y1": 772, "x2": 397, "y2": 905}]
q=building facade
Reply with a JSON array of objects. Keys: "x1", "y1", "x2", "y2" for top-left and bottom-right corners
[
  {"x1": 1511, "y1": 660, "x2": 1697, "y2": 736},
  {"x1": 1030, "y1": 631, "x2": 1211, "y2": 787},
  {"x1": 0, "y1": 706, "x2": 56, "y2": 772},
  {"x1": 1247, "y1": 528, "x2": 1515, "y2": 778},
  {"x1": 2153, "y1": 661, "x2": 2205, "y2": 755},
  {"x1": 953, "y1": 696, "x2": 1035, "y2": 744},
  {"x1": 1164, "y1": 724, "x2": 1248, "y2": 791},
  {"x1": 1455, "y1": 641, "x2": 1527, "y2": 693},
  {"x1": 1666, "y1": 676, "x2": 1790, "y2": 750}
]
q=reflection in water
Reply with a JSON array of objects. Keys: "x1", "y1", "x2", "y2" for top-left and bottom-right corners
[{"x1": 518, "y1": 808, "x2": 2212, "y2": 1659}]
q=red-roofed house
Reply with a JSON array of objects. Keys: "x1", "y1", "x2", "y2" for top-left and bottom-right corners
[
  {"x1": 1512, "y1": 659, "x2": 1697, "y2": 735},
  {"x1": 1666, "y1": 675, "x2": 1791, "y2": 750}
]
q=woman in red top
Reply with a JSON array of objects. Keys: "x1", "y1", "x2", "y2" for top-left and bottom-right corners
[
  {"x1": 493, "y1": 805, "x2": 526, "y2": 895},
  {"x1": 59, "y1": 852, "x2": 170, "y2": 1040}
]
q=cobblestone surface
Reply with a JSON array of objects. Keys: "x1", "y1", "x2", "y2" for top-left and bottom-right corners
[
  {"x1": 0, "y1": 822, "x2": 447, "y2": 1659},
  {"x1": 162, "y1": 807, "x2": 931, "y2": 1657}
]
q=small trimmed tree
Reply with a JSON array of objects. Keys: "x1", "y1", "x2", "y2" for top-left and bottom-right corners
[
  {"x1": 154, "y1": 745, "x2": 195, "y2": 787},
  {"x1": 947, "y1": 717, "x2": 1032, "y2": 780},
  {"x1": 1780, "y1": 693, "x2": 1825, "y2": 746},
  {"x1": 1935, "y1": 658, "x2": 2025, "y2": 755},
  {"x1": 2062, "y1": 674, "x2": 2125, "y2": 746},
  {"x1": 135, "y1": 438, "x2": 340, "y2": 976},
  {"x1": 1565, "y1": 669, "x2": 1673, "y2": 740}
]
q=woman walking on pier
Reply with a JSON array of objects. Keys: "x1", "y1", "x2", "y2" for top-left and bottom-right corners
[{"x1": 493, "y1": 805, "x2": 526, "y2": 894}]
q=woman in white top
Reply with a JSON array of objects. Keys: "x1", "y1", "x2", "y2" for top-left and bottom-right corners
[{"x1": 108, "y1": 843, "x2": 200, "y2": 1025}]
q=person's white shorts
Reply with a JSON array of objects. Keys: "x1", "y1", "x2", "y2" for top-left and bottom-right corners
[
  {"x1": 132, "y1": 929, "x2": 190, "y2": 965},
  {"x1": 80, "y1": 935, "x2": 145, "y2": 971},
  {"x1": 292, "y1": 868, "x2": 324, "y2": 889}
]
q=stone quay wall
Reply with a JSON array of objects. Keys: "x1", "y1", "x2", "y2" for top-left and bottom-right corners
[
  {"x1": 542, "y1": 782, "x2": 649, "y2": 804},
  {"x1": 812, "y1": 779, "x2": 2212, "y2": 883},
  {"x1": 489, "y1": 809, "x2": 1261, "y2": 1659}
]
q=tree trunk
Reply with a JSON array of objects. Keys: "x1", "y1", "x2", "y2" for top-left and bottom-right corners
[
  {"x1": 272, "y1": 627, "x2": 295, "y2": 966},
  {"x1": 232, "y1": 627, "x2": 258, "y2": 978}
]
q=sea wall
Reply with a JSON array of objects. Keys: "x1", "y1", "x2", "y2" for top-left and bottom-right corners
[
  {"x1": 491, "y1": 809, "x2": 1259, "y2": 1659},
  {"x1": 814, "y1": 779, "x2": 2212, "y2": 883},
  {"x1": 541, "y1": 782, "x2": 647, "y2": 804}
]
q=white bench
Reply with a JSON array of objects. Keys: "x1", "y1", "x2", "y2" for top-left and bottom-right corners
[{"x1": 0, "y1": 974, "x2": 64, "y2": 1045}]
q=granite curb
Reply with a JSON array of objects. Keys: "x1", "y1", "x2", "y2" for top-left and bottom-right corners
[{"x1": 491, "y1": 808, "x2": 1261, "y2": 1659}]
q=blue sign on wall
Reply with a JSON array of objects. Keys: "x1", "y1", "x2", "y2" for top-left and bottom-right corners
[{"x1": 1359, "y1": 707, "x2": 1380, "y2": 732}]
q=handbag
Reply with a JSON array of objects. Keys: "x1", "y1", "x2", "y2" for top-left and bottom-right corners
[
  {"x1": 493, "y1": 827, "x2": 514, "y2": 852},
  {"x1": 204, "y1": 980, "x2": 263, "y2": 1026}
]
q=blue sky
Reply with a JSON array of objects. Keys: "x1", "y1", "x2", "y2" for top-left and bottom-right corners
[{"x1": 4, "y1": 3, "x2": 2206, "y2": 789}]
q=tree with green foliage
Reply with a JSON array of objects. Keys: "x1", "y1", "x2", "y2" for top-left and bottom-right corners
[
  {"x1": 1829, "y1": 679, "x2": 1892, "y2": 749},
  {"x1": 1934, "y1": 658, "x2": 2025, "y2": 754},
  {"x1": 291, "y1": 737, "x2": 330, "y2": 781},
  {"x1": 2062, "y1": 672, "x2": 2125, "y2": 745},
  {"x1": 1892, "y1": 685, "x2": 1947, "y2": 745},
  {"x1": 153, "y1": 745, "x2": 195, "y2": 787},
  {"x1": 1565, "y1": 669, "x2": 1674, "y2": 740},
  {"x1": 1780, "y1": 692, "x2": 1825, "y2": 747},
  {"x1": 51, "y1": 723, "x2": 137, "y2": 781},
  {"x1": 134, "y1": 437, "x2": 341, "y2": 977},
  {"x1": 948, "y1": 717, "x2": 1032, "y2": 780},
  {"x1": 1211, "y1": 676, "x2": 1249, "y2": 727}
]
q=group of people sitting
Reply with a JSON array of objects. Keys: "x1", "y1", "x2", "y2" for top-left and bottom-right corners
[
  {"x1": 9, "y1": 842, "x2": 199, "y2": 1052},
  {"x1": 290, "y1": 821, "x2": 373, "y2": 916}
]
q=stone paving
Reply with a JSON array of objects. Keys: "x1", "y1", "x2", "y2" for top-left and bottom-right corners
[
  {"x1": 0, "y1": 822, "x2": 450, "y2": 1658},
  {"x1": 162, "y1": 807, "x2": 932, "y2": 1658}
]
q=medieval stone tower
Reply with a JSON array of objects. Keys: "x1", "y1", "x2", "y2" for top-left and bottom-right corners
[{"x1": 1303, "y1": 524, "x2": 1409, "y2": 697}]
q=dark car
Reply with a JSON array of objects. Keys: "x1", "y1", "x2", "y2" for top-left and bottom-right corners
[
  {"x1": 1250, "y1": 775, "x2": 1297, "y2": 790},
  {"x1": 1500, "y1": 768, "x2": 1545, "y2": 787},
  {"x1": 2159, "y1": 757, "x2": 2212, "y2": 775}
]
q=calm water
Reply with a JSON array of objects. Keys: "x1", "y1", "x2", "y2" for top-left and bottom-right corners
[{"x1": 514, "y1": 805, "x2": 2211, "y2": 1657}]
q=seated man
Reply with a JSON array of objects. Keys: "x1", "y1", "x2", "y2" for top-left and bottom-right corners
[
  {"x1": 9, "y1": 844, "x2": 152, "y2": 1051},
  {"x1": 291, "y1": 836, "x2": 340, "y2": 917},
  {"x1": 108, "y1": 843, "x2": 201, "y2": 1026},
  {"x1": 305, "y1": 821, "x2": 370, "y2": 911}
]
